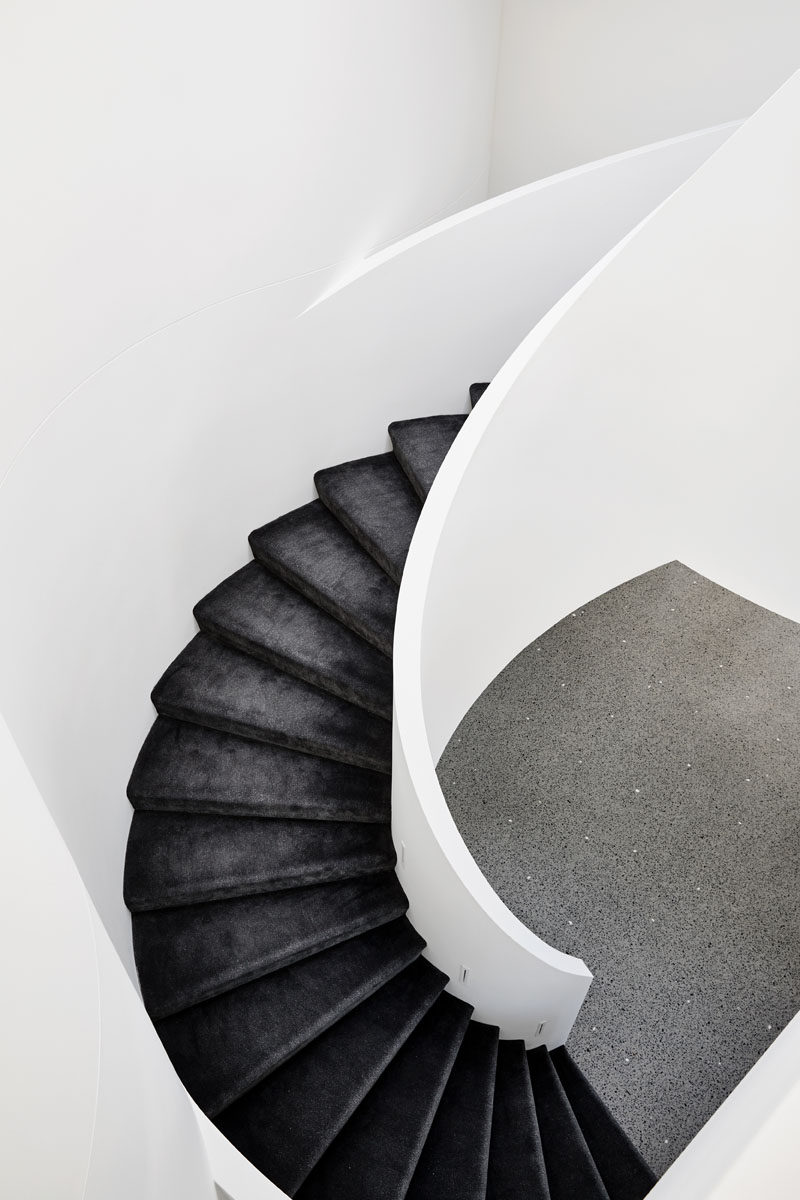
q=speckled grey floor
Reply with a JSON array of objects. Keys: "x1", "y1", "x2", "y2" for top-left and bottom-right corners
[{"x1": 437, "y1": 561, "x2": 800, "y2": 1175}]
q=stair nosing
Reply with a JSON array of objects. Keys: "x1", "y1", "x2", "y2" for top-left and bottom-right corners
[
  {"x1": 249, "y1": 534, "x2": 394, "y2": 658},
  {"x1": 138, "y1": 890, "x2": 408, "y2": 1020},
  {"x1": 196, "y1": 928, "x2": 425, "y2": 1116}
]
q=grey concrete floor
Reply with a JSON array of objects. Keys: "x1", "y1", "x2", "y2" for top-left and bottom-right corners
[{"x1": 437, "y1": 561, "x2": 800, "y2": 1176}]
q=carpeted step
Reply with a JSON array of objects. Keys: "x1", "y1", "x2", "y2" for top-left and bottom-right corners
[
  {"x1": 388, "y1": 414, "x2": 467, "y2": 501},
  {"x1": 124, "y1": 811, "x2": 394, "y2": 911},
  {"x1": 550, "y1": 1047, "x2": 656, "y2": 1200},
  {"x1": 156, "y1": 917, "x2": 425, "y2": 1116},
  {"x1": 249, "y1": 501, "x2": 398, "y2": 655},
  {"x1": 314, "y1": 453, "x2": 422, "y2": 584},
  {"x1": 133, "y1": 872, "x2": 408, "y2": 1019},
  {"x1": 128, "y1": 718, "x2": 391, "y2": 823},
  {"x1": 528, "y1": 1047, "x2": 610, "y2": 1200},
  {"x1": 297, "y1": 990, "x2": 472, "y2": 1200},
  {"x1": 151, "y1": 633, "x2": 391, "y2": 773},
  {"x1": 406, "y1": 1019, "x2": 499, "y2": 1200},
  {"x1": 194, "y1": 561, "x2": 392, "y2": 719},
  {"x1": 487, "y1": 1040, "x2": 549, "y2": 1200},
  {"x1": 470, "y1": 381, "x2": 490, "y2": 407},
  {"x1": 216, "y1": 957, "x2": 448, "y2": 1196}
]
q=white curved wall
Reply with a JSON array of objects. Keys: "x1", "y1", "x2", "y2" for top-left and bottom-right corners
[
  {"x1": 422, "y1": 68, "x2": 800, "y2": 770},
  {"x1": 0, "y1": 715, "x2": 216, "y2": 1200},
  {"x1": 0, "y1": 0, "x2": 502, "y2": 477},
  {"x1": 405, "y1": 68, "x2": 800, "y2": 1065},
  {"x1": 490, "y1": 0, "x2": 800, "y2": 191},
  {"x1": 380, "y1": 124, "x2": 735, "y2": 1044}
]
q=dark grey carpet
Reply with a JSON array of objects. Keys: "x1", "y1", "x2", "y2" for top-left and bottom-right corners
[
  {"x1": 215, "y1": 957, "x2": 447, "y2": 1195},
  {"x1": 195, "y1": 561, "x2": 393, "y2": 719},
  {"x1": 388, "y1": 415, "x2": 467, "y2": 501},
  {"x1": 125, "y1": 388, "x2": 657, "y2": 1197},
  {"x1": 250, "y1": 500, "x2": 398, "y2": 655},
  {"x1": 438, "y1": 560, "x2": 800, "y2": 1174},
  {"x1": 297, "y1": 991, "x2": 472, "y2": 1200},
  {"x1": 315, "y1": 452, "x2": 422, "y2": 584},
  {"x1": 129, "y1": 717, "x2": 392, "y2": 822}
]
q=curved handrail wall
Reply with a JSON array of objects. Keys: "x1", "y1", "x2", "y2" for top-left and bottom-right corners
[
  {"x1": 383, "y1": 125, "x2": 740, "y2": 1044},
  {"x1": 396, "y1": 67, "x2": 800, "y2": 1062}
]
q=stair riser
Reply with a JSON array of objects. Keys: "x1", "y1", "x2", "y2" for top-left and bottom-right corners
[
  {"x1": 195, "y1": 614, "x2": 393, "y2": 721},
  {"x1": 250, "y1": 541, "x2": 394, "y2": 658},
  {"x1": 152, "y1": 702, "x2": 392, "y2": 775}
]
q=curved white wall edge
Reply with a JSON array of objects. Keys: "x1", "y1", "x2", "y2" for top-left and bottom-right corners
[
  {"x1": 397, "y1": 62, "x2": 800, "y2": 1183},
  {"x1": 0, "y1": 713, "x2": 215, "y2": 1200},
  {"x1": 646, "y1": 1010, "x2": 800, "y2": 1200},
  {"x1": 0, "y1": 716, "x2": 99, "y2": 1199},
  {"x1": 391, "y1": 120, "x2": 742, "y2": 1046},
  {"x1": 309, "y1": 120, "x2": 742, "y2": 307}
]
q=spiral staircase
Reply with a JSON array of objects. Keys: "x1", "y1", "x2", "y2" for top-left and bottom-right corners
[{"x1": 123, "y1": 385, "x2": 656, "y2": 1199}]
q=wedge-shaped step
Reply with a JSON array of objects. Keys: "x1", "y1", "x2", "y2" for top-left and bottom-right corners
[
  {"x1": 195, "y1": 561, "x2": 392, "y2": 719},
  {"x1": 528, "y1": 1047, "x2": 610, "y2": 1200},
  {"x1": 133, "y1": 872, "x2": 407, "y2": 1019},
  {"x1": 298, "y1": 991, "x2": 472, "y2": 1200},
  {"x1": 388, "y1": 414, "x2": 467, "y2": 501},
  {"x1": 550, "y1": 1047, "x2": 655, "y2": 1200},
  {"x1": 406, "y1": 1020, "x2": 499, "y2": 1200},
  {"x1": 314, "y1": 453, "x2": 422, "y2": 584},
  {"x1": 249, "y1": 501, "x2": 398, "y2": 656},
  {"x1": 156, "y1": 917, "x2": 424, "y2": 1116},
  {"x1": 216, "y1": 957, "x2": 448, "y2": 1196},
  {"x1": 487, "y1": 1040, "x2": 549, "y2": 1200},
  {"x1": 124, "y1": 811, "x2": 394, "y2": 911},
  {"x1": 470, "y1": 381, "x2": 490, "y2": 407},
  {"x1": 128, "y1": 718, "x2": 391, "y2": 823},
  {"x1": 152, "y1": 633, "x2": 391, "y2": 773}
]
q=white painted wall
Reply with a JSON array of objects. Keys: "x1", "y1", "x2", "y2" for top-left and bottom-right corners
[
  {"x1": 0, "y1": 714, "x2": 216, "y2": 1200},
  {"x1": 0, "y1": 0, "x2": 502, "y2": 975},
  {"x1": 0, "y1": 0, "x2": 502, "y2": 478},
  {"x1": 490, "y1": 0, "x2": 800, "y2": 192}
]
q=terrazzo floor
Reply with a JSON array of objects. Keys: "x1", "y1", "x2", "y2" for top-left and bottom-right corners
[{"x1": 437, "y1": 561, "x2": 800, "y2": 1175}]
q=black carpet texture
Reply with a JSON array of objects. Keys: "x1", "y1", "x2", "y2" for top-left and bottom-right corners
[
  {"x1": 195, "y1": 561, "x2": 393, "y2": 719},
  {"x1": 315, "y1": 452, "x2": 422, "y2": 584},
  {"x1": 124, "y1": 386, "x2": 656, "y2": 1198},
  {"x1": 129, "y1": 717, "x2": 392, "y2": 822},
  {"x1": 388, "y1": 414, "x2": 467, "y2": 501}
]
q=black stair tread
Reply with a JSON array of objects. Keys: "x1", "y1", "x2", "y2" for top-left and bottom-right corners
[
  {"x1": 487, "y1": 1040, "x2": 549, "y2": 1200},
  {"x1": 194, "y1": 561, "x2": 392, "y2": 720},
  {"x1": 216, "y1": 957, "x2": 448, "y2": 1196},
  {"x1": 128, "y1": 718, "x2": 391, "y2": 823},
  {"x1": 297, "y1": 991, "x2": 473, "y2": 1200},
  {"x1": 550, "y1": 1047, "x2": 656, "y2": 1200},
  {"x1": 124, "y1": 811, "x2": 394, "y2": 911},
  {"x1": 528, "y1": 1047, "x2": 610, "y2": 1200},
  {"x1": 388, "y1": 414, "x2": 467, "y2": 501},
  {"x1": 470, "y1": 381, "x2": 490, "y2": 407},
  {"x1": 249, "y1": 500, "x2": 398, "y2": 656},
  {"x1": 406, "y1": 1019, "x2": 500, "y2": 1200},
  {"x1": 151, "y1": 632, "x2": 391, "y2": 774},
  {"x1": 156, "y1": 917, "x2": 425, "y2": 1117},
  {"x1": 314, "y1": 452, "x2": 422, "y2": 584},
  {"x1": 133, "y1": 872, "x2": 408, "y2": 1019}
]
